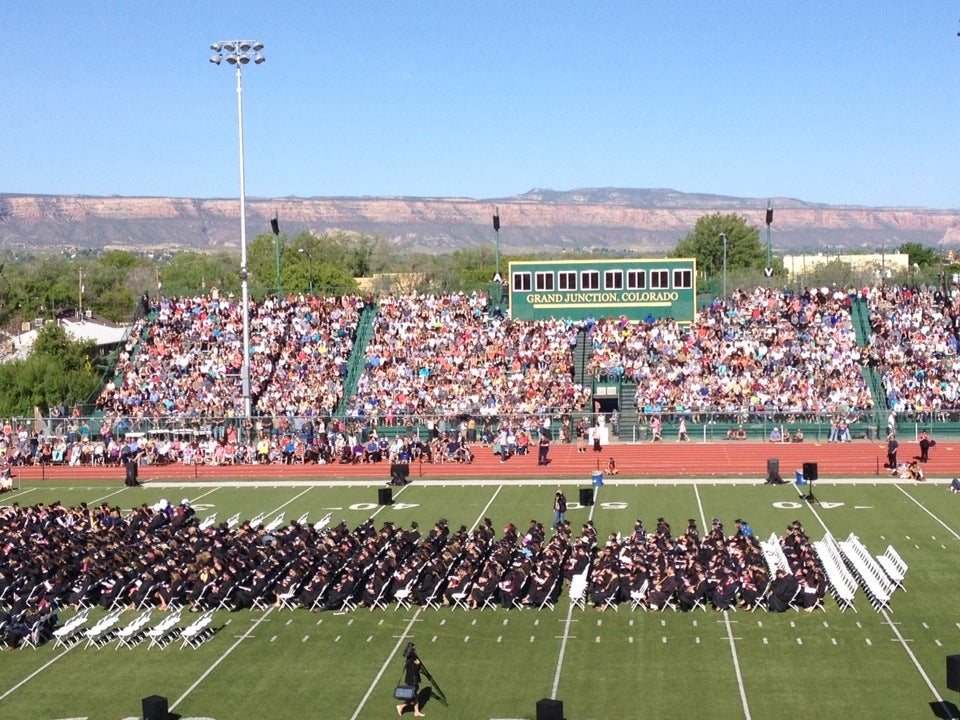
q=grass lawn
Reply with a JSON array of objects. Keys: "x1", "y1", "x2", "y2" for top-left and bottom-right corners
[{"x1": 1, "y1": 476, "x2": 958, "y2": 720}]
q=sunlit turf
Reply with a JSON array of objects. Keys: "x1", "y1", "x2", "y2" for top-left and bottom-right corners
[{"x1": 1, "y1": 477, "x2": 958, "y2": 720}]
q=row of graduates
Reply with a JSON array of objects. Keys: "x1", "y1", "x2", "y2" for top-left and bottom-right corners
[
  {"x1": 587, "y1": 517, "x2": 826, "y2": 612},
  {"x1": 332, "y1": 518, "x2": 598, "y2": 613},
  {"x1": 0, "y1": 498, "x2": 828, "y2": 635},
  {"x1": 0, "y1": 497, "x2": 410, "y2": 621}
]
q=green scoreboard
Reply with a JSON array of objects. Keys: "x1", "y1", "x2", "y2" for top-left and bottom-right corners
[{"x1": 507, "y1": 258, "x2": 697, "y2": 323}]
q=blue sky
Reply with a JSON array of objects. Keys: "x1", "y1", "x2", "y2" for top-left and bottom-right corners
[{"x1": 3, "y1": 1, "x2": 960, "y2": 208}]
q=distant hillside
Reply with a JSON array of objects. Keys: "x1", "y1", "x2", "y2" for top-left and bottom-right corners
[{"x1": 1, "y1": 189, "x2": 958, "y2": 255}]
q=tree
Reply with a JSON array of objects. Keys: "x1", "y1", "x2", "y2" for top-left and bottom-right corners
[
  {"x1": 897, "y1": 242, "x2": 940, "y2": 269},
  {"x1": 0, "y1": 323, "x2": 100, "y2": 415},
  {"x1": 162, "y1": 252, "x2": 238, "y2": 295},
  {"x1": 670, "y1": 213, "x2": 766, "y2": 278}
]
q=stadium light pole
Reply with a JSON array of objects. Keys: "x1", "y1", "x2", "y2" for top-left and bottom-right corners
[
  {"x1": 298, "y1": 247, "x2": 314, "y2": 295},
  {"x1": 492, "y1": 207, "x2": 501, "y2": 283},
  {"x1": 765, "y1": 200, "x2": 773, "y2": 287},
  {"x1": 720, "y1": 232, "x2": 727, "y2": 299},
  {"x1": 271, "y1": 212, "x2": 281, "y2": 297},
  {"x1": 210, "y1": 40, "x2": 264, "y2": 420}
]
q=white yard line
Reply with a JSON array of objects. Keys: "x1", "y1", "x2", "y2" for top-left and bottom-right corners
[
  {"x1": 893, "y1": 484, "x2": 960, "y2": 540},
  {"x1": 349, "y1": 484, "x2": 504, "y2": 720},
  {"x1": 797, "y1": 486, "x2": 958, "y2": 719},
  {"x1": 266, "y1": 486, "x2": 314, "y2": 517},
  {"x1": 549, "y1": 484, "x2": 598, "y2": 699},
  {"x1": 0, "y1": 647, "x2": 74, "y2": 701},
  {"x1": 170, "y1": 607, "x2": 277, "y2": 713},
  {"x1": 694, "y1": 484, "x2": 752, "y2": 720},
  {"x1": 722, "y1": 612, "x2": 751, "y2": 720}
]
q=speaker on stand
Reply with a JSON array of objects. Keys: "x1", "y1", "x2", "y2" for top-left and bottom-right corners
[
  {"x1": 801, "y1": 462, "x2": 818, "y2": 502},
  {"x1": 947, "y1": 654, "x2": 960, "y2": 692},
  {"x1": 378, "y1": 487, "x2": 393, "y2": 505},
  {"x1": 536, "y1": 697, "x2": 564, "y2": 720},
  {"x1": 142, "y1": 695, "x2": 169, "y2": 720},
  {"x1": 766, "y1": 457, "x2": 782, "y2": 484}
]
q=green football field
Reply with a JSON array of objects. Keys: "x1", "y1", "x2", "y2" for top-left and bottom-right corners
[{"x1": 1, "y1": 476, "x2": 959, "y2": 720}]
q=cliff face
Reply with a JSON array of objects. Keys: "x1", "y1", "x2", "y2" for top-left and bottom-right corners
[{"x1": 0, "y1": 189, "x2": 957, "y2": 254}]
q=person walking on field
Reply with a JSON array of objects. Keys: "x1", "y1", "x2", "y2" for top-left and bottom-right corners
[{"x1": 552, "y1": 488, "x2": 567, "y2": 530}]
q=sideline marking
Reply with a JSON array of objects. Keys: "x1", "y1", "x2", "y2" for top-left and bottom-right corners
[
  {"x1": 893, "y1": 485, "x2": 960, "y2": 541},
  {"x1": 796, "y1": 485, "x2": 958, "y2": 718},
  {"x1": 170, "y1": 608, "x2": 277, "y2": 712},
  {"x1": 0, "y1": 647, "x2": 74, "y2": 701},
  {"x1": 694, "y1": 484, "x2": 751, "y2": 720},
  {"x1": 348, "y1": 484, "x2": 505, "y2": 720},
  {"x1": 550, "y1": 484, "x2": 600, "y2": 699}
]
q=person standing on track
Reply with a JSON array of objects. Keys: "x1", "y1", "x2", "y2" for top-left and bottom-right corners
[{"x1": 886, "y1": 432, "x2": 899, "y2": 471}]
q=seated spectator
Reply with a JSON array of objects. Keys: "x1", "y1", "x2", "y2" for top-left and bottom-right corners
[
  {"x1": 605, "y1": 457, "x2": 619, "y2": 475},
  {"x1": 769, "y1": 427, "x2": 782, "y2": 443},
  {"x1": 907, "y1": 460, "x2": 925, "y2": 482},
  {"x1": 950, "y1": 477, "x2": 960, "y2": 494},
  {"x1": 792, "y1": 428, "x2": 804, "y2": 443}
]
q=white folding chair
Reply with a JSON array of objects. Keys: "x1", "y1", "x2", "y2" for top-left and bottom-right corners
[
  {"x1": 115, "y1": 609, "x2": 153, "y2": 649},
  {"x1": 199, "y1": 513, "x2": 218, "y2": 531},
  {"x1": 52, "y1": 608, "x2": 91, "y2": 649},
  {"x1": 568, "y1": 569, "x2": 589, "y2": 611},
  {"x1": 629, "y1": 579, "x2": 649, "y2": 611},
  {"x1": 83, "y1": 609, "x2": 124, "y2": 649},
  {"x1": 876, "y1": 545, "x2": 907, "y2": 592},
  {"x1": 264, "y1": 512, "x2": 285, "y2": 533},
  {"x1": 179, "y1": 609, "x2": 215, "y2": 649},
  {"x1": 226, "y1": 512, "x2": 242, "y2": 530},
  {"x1": 145, "y1": 609, "x2": 183, "y2": 649}
]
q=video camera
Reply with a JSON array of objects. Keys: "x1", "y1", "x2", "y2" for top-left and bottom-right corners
[{"x1": 402, "y1": 642, "x2": 416, "y2": 659}]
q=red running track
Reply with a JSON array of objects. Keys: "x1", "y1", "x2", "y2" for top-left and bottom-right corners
[{"x1": 8, "y1": 439, "x2": 952, "y2": 482}]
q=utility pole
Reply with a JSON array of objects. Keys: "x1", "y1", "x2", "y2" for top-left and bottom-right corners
[{"x1": 765, "y1": 200, "x2": 773, "y2": 286}]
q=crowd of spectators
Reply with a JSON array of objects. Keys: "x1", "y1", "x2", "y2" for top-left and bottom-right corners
[
  {"x1": 96, "y1": 292, "x2": 363, "y2": 424},
  {"x1": 587, "y1": 285, "x2": 874, "y2": 420},
  {"x1": 865, "y1": 283, "x2": 960, "y2": 422},
  {"x1": 347, "y1": 291, "x2": 591, "y2": 423},
  {"x1": 13, "y1": 283, "x2": 960, "y2": 469}
]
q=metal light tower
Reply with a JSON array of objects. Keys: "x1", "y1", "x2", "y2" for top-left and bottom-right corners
[
  {"x1": 720, "y1": 232, "x2": 727, "y2": 299},
  {"x1": 271, "y1": 212, "x2": 281, "y2": 297},
  {"x1": 210, "y1": 40, "x2": 265, "y2": 420},
  {"x1": 492, "y1": 207, "x2": 502, "y2": 283},
  {"x1": 298, "y1": 247, "x2": 314, "y2": 295},
  {"x1": 765, "y1": 200, "x2": 773, "y2": 286}
]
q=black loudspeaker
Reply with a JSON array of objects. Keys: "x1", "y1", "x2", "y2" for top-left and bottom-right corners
[
  {"x1": 390, "y1": 462, "x2": 410, "y2": 484},
  {"x1": 536, "y1": 698, "x2": 563, "y2": 720},
  {"x1": 378, "y1": 487, "x2": 393, "y2": 505},
  {"x1": 947, "y1": 654, "x2": 960, "y2": 692},
  {"x1": 802, "y1": 462, "x2": 819, "y2": 482},
  {"x1": 579, "y1": 487, "x2": 593, "y2": 506},
  {"x1": 142, "y1": 695, "x2": 169, "y2": 720},
  {"x1": 767, "y1": 457, "x2": 779, "y2": 476}
]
